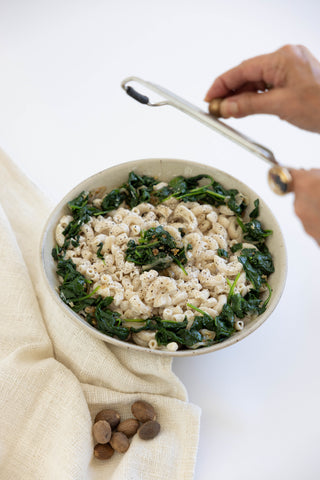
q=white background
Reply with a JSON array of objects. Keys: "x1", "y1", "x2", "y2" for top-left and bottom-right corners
[{"x1": 1, "y1": 1, "x2": 320, "y2": 479}]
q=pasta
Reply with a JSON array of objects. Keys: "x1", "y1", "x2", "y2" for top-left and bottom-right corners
[{"x1": 53, "y1": 172, "x2": 274, "y2": 351}]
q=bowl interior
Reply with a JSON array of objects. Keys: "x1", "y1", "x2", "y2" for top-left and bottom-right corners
[{"x1": 40, "y1": 158, "x2": 287, "y2": 356}]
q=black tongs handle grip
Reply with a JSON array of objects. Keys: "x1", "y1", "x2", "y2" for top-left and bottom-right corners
[{"x1": 125, "y1": 86, "x2": 149, "y2": 105}]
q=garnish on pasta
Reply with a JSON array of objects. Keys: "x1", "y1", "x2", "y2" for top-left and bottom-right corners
[
  {"x1": 125, "y1": 226, "x2": 189, "y2": 274},
  {"x1": 52, "y1": 172, "x2": 274, "y2": 351}
]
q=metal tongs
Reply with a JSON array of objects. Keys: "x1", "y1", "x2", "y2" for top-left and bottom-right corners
[{"x1": 121, "y1": 76, "x2": 293, "y2": 195}]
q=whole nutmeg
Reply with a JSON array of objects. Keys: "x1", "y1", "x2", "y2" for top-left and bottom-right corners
[
  {"x1": 131, "y1": 400, "x2": 156, "y2": 423},
  {"x1": 208, "y1": 98, "x2": 223, "y2": 117},
  {"x1": 138, "y1": 420, "x2": 161, "y2": 440},
  {"x1": 117, "y1": 418, "x2": 140, "y2": 438},
  {"x1": 94, "y1": 443, "x2": 114, "y2": 460},
  {"x1": 110, "y1": 432, "x2": 130, "y2": 453},
  {"x1": 92, "y1": 420, "x2": 112, "y2": 444},
  {"x1": 94, "y1": 409, "x2": 121, "y2": 430}
]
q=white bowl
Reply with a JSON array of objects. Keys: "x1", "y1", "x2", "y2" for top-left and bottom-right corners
[{"x1": 40, "y1": 158, "x2": 287, "y2": 356}]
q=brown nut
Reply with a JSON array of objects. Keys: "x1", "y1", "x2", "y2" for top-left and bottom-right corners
[
  {"x1": 94, "y1": 443, "x2": 114, "y2": 460},
  {"x1": 110, "y1": 431, "x2": 130, "y2": 453},
  {"x1": 92, "y1": 420, "x2": 112, "y2": 444},
  {"x1": 138, "y1": 420, "x2": 161, "y2": 440},
  {"x1": 117, "y1": 418, "x2": 140, "y2": 438},
  {"x1": 208, "y1": 98, "x2": 223, "y2": 117},
  {"x1": 131, "y1": 400, "x2": 156, "y2": 423},
  {"x1": 94, "y1": 409, "x2": 121, "y2": 429}
]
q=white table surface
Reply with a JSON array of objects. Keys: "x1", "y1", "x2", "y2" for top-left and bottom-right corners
[{"x1": 1, "y1": 1, "x2": 319, "y2": 479}]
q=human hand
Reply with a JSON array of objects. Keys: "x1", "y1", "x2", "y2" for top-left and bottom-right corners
[
  {"x1": 205, "y1": 45, "x2": 320, "y2": 133},
  {"x1": 290, "y1": 168, "x2": 320, "y2": 244}
]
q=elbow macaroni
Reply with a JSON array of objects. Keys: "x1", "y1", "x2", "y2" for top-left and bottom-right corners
[{"x1": 55, "y1": 197, "x2": 258, "y2": 350}]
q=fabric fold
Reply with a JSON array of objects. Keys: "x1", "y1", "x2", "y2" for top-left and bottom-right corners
[{"x1": 0, "y1": 148, "x2": 200, "y2": 480}]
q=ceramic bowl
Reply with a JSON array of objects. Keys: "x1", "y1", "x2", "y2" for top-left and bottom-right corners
[{"x1": 40, "y1": 158, "x2": 287, "y2": 356}]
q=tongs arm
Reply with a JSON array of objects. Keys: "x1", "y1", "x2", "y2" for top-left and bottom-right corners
[
  {"x1": 121, "y1": 76, "x2": 293, "y2": 195},
  {"x1": 121, "y1": 76, "x2": 278, "y2": 167}
]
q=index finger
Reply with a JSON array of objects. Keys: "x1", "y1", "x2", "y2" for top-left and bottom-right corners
[{"x1": 205, "y1": 51, "x2": 281, "y2": 101}]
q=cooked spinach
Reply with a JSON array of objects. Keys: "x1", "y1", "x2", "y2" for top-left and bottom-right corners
[
  {"x1": 229, "y1": 287, "x2": 271, "y2": 318},
  {"x1": 125, "y1": 225, "x2": 188, "y2": 274},
  {"x1": 217, "y1": 248, "x2": 229, "y2": 259},
  {"x1": 55, "y1": 258, "x2": 99, "y2": 312},
  {"x1": 94, "y1": 297, "x2": 130, "y2": 341},
  {"x1": 230, "y1": 243, "x2": 243, "y2": 253},
  {"x1": 101, "y1": 189, "x2": 125, "y2": 211},
  {"x1": 238, "y1": 247, "x2": 274, "y2": 290},
  {"x1": 96, "y1": 242, "x2": 104, "y2": 260},
  {"x1": 53, "y1": 255, "x2": 131, "y2": 340},
  {"x1": 249, "y1": 198, "x2": 260, "y2": 219},
  {"x1": 227, "y1": 272, "x2": 241, "y2": 301},
  {"x1": 155, "y1": 174, "x2": 246, "y2": 215},
  {"x1": 99, "y1": 172, "x2": 157, "y2": 211},
  {"x1": 128, "y1": 316, "x2": 203, "y2": 348},
  {"x1": 156, "y1": 327, "x2": 203, "y2": 347},
  {"x1": 61, "y1": 191, "x2": 105, "y2": 248},
  {"x1": 237, "y1": 216, "x2": 273, "y2": 243},
  {"x1": 155, "y1": 174, "x2": 212, "y2": 201},
  {"x1": 226, "y1": 272, "x2": 268, "y2": 320},
  {"x1": 187, "y1": 303, "x2": 235, "y2": 343},
  {"x1": 121, "y1": 171, "x2": 158, "y2": 208},
  {"x1": 234, "y1": 199, "x2": 273, "y2": 244}
]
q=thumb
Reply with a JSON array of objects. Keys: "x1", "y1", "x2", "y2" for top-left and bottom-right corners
[{"x1": 219, "y1": 89, "x2": 288, "y2": 119}]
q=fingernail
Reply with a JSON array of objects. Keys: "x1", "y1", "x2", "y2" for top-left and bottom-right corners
[{"x1": 221, "y1": 100, "x2": 239, "y2": 117}]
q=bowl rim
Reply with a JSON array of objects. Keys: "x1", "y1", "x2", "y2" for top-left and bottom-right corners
[{"x1": 40, "y1": 157, "x2": 287, "y2": 357}]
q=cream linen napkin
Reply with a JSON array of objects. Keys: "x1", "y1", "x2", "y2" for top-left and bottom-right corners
[{"x1": 0, "y1": 149, "x2": 201, "y2": 480}]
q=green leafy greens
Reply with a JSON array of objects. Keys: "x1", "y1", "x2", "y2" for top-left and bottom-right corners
[
  {"x1": 155, "y1": 174, "x2": 247, "y2": 215},
  {"x1": 60, "y1": 192, "x2": 105, "y2": 249},
  {"x1": 125, "y1": 225, "x2": 189, "y2": 274},
  {"x1": 51, "y1": 170, "x2": 275, "y2": 350},
  {"x1": 237, "y1": 200, "x2": 273, "y2": 243},
  {"x1": 127, "y1": 317, "x2": 203, "y2": 348},
  {"x1": 238, "y1": 247, "x2": 274, "y2": 290},
  {"x1": 217, "y1": 248, "x2": 229, "y2": 259}
]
